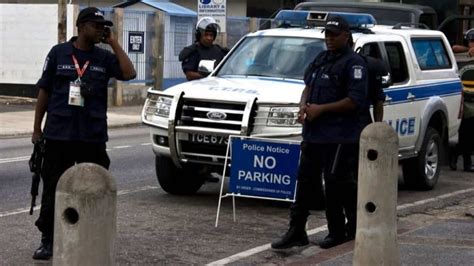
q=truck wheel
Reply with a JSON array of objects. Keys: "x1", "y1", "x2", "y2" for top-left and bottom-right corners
[
  {"x1": 402, "y1": 127, "x2": 441, "y2": 190},
  {"x1": 155, "y1": 156, "x2": 205, "y2": 195}
]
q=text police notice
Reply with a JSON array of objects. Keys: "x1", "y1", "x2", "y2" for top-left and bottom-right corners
[{"x1": 229, "y1": 137, "x2": 300, "y2": 201}]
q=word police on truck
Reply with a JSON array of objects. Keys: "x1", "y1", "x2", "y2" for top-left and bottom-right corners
[{"x1": 142, "y1": 11, "x2": 462, "y2": 195}]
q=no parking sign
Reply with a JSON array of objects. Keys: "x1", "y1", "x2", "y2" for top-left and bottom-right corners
[
  {"x1": 228, "y1": 137, "x2": 300, "y2": 200},
  {"x1": 215, "y1": 136, "x2": 300, "y2": 226}
]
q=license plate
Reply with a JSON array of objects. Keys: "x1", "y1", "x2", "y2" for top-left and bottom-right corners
[{"x1": 189, "y1": 133, "x2": 228, "y2": 145}]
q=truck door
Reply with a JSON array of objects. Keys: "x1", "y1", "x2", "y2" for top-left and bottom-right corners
[
  {"x1": 381, "y1": 41, "x2": 420, "y2": 155},
  {"x1": 359, "y1": 40, "x2": 419, "y2": 156}
]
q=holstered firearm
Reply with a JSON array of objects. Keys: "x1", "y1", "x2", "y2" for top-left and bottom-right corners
[{"x1": 29, "y1": 137, "x2": 45, "y2": 215}]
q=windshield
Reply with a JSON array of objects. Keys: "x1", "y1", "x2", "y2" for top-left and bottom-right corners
[{"x1": 217, "y1": 36, "x2": 325, "y2": 80}]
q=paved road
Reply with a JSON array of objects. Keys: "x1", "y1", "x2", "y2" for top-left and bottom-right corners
[{"x1": 0, "y1": 126, "x2": 473, "y2": 264}]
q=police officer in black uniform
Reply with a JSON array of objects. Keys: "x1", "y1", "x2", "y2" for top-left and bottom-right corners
[
  {"x1": 362, "y1": 55, "x2": 388, "y2": 122},
  {"x1": 272, "y1": 16, "x2": 369, "y2": 250},
  {"x1": 179, "y1": 17, "x2": 228, "y2": 81},
  {"x1": 31, "y1": 7, "x2": 136, "y2": 260}
]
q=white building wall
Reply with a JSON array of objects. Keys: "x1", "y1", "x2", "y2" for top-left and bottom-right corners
[
  {"x1": 0, "y1": 4, "x2": 57, "y2": 84},
  {"x1": 0, "y1": 4, "x2": 75, "y2": 85}
]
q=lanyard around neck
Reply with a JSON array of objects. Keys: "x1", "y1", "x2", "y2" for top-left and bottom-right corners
[{"x1": 71, "y1": 55, "x2": 90, "y2": 78}]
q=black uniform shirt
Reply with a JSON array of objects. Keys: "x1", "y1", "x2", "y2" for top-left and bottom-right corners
[
  {"x1": 180, "y1": 43, "x2": 227, "y2": 74},
  {"x1": 365, "y1": 56, "x2": 387, "y2": 105},
  {"x1": 37, "y1": 37, "x2": 124, "y2": 142},
  {"x1": 303, "y1": 46, "x2": 369, "y2": 143}
]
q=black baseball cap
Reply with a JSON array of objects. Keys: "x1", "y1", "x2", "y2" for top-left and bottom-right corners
[
  {"x1": 76, "y1": 7, "x2": 113, "y2": 26},
  {"x1": 324, "y1": 15, "x2": 350, "y2": 34}
]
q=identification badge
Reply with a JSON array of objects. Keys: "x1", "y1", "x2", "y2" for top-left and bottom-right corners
[{"x1": 68, "y1": 82, "x2": 84, "y2": 106}]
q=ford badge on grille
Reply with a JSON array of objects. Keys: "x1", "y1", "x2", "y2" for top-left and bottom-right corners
[{"x1": 206, "y1": 111, "x2": 227, "y2": 120}]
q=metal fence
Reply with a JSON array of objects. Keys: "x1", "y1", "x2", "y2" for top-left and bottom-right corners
[{"x1": 122, "y1": 10, "x2": 155, "y2": 83}]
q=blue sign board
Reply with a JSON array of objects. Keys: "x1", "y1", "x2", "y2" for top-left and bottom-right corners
[{"x1": 229, "y1": 138, "x2": 300, "y2": 200}]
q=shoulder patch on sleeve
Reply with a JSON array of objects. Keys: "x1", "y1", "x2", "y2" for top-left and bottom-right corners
[
  {"x1": 43, "y1": 57, "x2": 49, "y2": 72},
  {"x1": 352, "y1": 65, "x2": 364, "y2": 80}
]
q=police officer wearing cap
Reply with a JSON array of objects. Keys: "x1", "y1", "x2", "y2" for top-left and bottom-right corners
[
  {"x1": 179, "y1": 17, "x2": 229, "y2": 81},
  {"x1": 31, "y1": 7, "x2": 136, "y2": 260},
  {"x1": 272, "y1": 15, "x2": 369, "y2": 250}
]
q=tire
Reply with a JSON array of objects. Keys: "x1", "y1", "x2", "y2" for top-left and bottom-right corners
[
  {"x1": 402, "y1": 127, "x2": 442, "y2": 190},
  {"x1": 155, "y1": 156, "x2": 205, "y2": 195}
]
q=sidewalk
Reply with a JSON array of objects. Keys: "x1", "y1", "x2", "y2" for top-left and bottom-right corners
[
  {"x1": 0, "y1": 96, "x2": 142, "y2": 137},
  {"x1": 269, "y1": 196, "x2": 474, "y2": 265}
]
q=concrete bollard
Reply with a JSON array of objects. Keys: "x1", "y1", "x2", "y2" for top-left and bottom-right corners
[
  {"x1": 53, "y1": 163, "x2": 117, "y2": 266},
  {"x1": 353, "y1": 122, "x2": 399, "y2": 266}
]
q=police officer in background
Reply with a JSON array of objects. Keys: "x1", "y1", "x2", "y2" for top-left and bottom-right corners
[
  {"x1": 271, "y1": 16, "x2": 369, "y2": 250},
  {"x1": 31, "y1": 7, "x2": 136, "y2": 260},
  {"x1": 450, "y1": 29, "x2": 474, "y2": 172},
  {"x1": 179, "y1": 17, "x2": 228, "y2": 81},
  {"x1": 363, "y1": 55, "x2": 388, "y2": 122},
  {"x1": 452, "y1": 28, "x2": 474, "y2": 56}
]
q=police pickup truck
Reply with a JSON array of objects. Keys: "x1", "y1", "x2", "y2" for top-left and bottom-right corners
[{"x1": 142, "y1": 11, "x2": 462, "y2": 195}]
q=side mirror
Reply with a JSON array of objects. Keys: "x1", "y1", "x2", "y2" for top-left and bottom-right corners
[
  {"x1": 381, "y1": 72, "x2": 393, "y2": 88},
  {"x1": 198, "y1": 60, "x2": 216, "y2": 75}
]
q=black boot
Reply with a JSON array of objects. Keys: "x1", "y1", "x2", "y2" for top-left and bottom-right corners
[
  {"x1": 271, "y1": 226, "x2": 309, "y2": 250},
  {"x1": 32, "y1": 235, "x2": 53, "y2": 260},
  {"x1": 318, "y1": 234, "x2": 347, "y2": 249},
  {"x1": 463, "y1": 155, "x2": 473, "y2": 172},
  {"x1": 449, "y1": 151, "x2": 458, "y2": 171}
]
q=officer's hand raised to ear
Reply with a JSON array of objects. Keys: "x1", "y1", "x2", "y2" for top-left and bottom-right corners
[{"x1": 100, "y1": 26, "x2": 113, "y2": 44}]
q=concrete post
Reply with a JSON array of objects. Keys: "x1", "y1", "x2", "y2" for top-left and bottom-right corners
[
  {"x1": 353, "y1": 122, "x2": 399, "y2": 266},
  {"x1": 58, "y1": 0, "x2": 67, "y2": 43},
  {"x1": 53, "y1": 163, "x2": 117, "y2": 266},
  {"x1": 113, "y1": 8, "x2": 124, "y2": 106},
  {"x1": 249, "y1": 17, "x2": 258, "y2": 33},
  {"x1": 152, "y1": 11, "x2": 165, "y2": 91}
]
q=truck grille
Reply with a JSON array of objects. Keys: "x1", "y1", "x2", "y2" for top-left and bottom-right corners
[
  {"x1": 176, "y1": 98, "x2": 256, "y2": 163},
  {"x1": 179, "y1": 99, "x2": 247, "y2": 131}
]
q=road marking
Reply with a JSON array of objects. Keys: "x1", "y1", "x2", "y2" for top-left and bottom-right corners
[
  {"x1": 113, "y1": 145, "x2": 131, "y2": 149},
  {"x1": 206, "y1": 187, "x2": 474, "y2": 265},
  {"x1": 206, "y1": 225, "x2": 328, "y2": 266},
  {"x1": 0, "y1": 156, "x2": 30, "y2": 164},
  {"x1": 0, "y1": 185, "x2": 158, "y2": 218},
  {"x1": 117, "y1": 185, "x2": 158, "y2": 195},
  {"x1": 1, "y1": 143, "x2": 149, "y2": 164},
  {"x1": 0, "y1": 206, "x2": 40, "y2": 218},
  {"x1": 397, "y1": 188, "x2": 474, "y2": 211}
]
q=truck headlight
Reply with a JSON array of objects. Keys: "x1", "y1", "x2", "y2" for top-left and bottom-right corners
[
  {"x1": 266, "y1": 107, "x2": 299, "y2": 127},
  {"x1": 144, "y1": 95, "x2": 173, "y2": 118},
  {"x1": 155, "y1": 96, "x2": 173, "y2": 117}
]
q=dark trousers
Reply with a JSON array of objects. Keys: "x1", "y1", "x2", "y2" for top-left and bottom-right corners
[
  {"x1": 454, "y1": 117, "x2": 474, "y2": 168},
  {"x1": 290, "y1": 142, "x2": 359, "y2": 238},
  {"x1": 35, "y1": 139, "x2": 110, "y2": 239}
]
